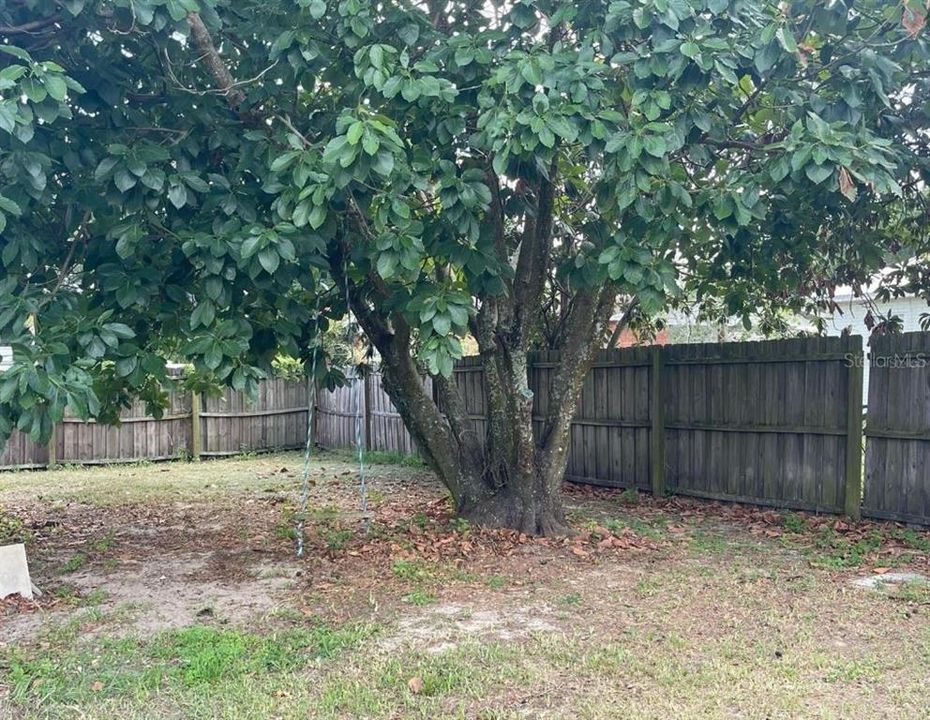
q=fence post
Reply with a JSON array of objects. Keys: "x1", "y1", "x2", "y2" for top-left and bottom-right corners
[
  {"x1": 650, "y1": 345, "x2": 666, "y2": 496},
  {"x1": 844, "y1": 335, "x2": 864, "y2": 520},
  {"x1": 190, "y1": 390, "x2": 203, "y2": 461}
]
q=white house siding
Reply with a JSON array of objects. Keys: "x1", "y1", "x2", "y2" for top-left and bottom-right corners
[{"x1": 820, "y1": 295, "x2": 929, "y2": 404}]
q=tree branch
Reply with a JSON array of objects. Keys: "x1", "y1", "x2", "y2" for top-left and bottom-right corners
[
  {"x1": 606, "y1": 297, "x2": 639, "y2": 348},
  {"x1": 185, "y1": 12, "x2": 247, "y2": 109},
  {"x1": 0, "y1": 16, "x2": 59, "y2": 35},
  {"x1": 538, "y1": 284, "x2": 616, "y2": 478},
  {"x1": 512, "y1": 159, "x2": 558, "y2": 339}
]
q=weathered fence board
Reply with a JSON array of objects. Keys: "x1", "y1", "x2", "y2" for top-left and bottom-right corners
[
  {"x1": 318, "y1": 337, "x2": 864, "y2": 517},
  {"x1": 0, "y1": 430, "x2": 48, "y2": 469},
  {"x1": 316, "y1": 374, "x2": 365, "y2": 451},
  {"x1": 863, "y1": 333, "x2": 930, "y2": 525},
  {"x1": 201, "y1": 378, "x2": 310, "y2": 457},
  {"x1": 558, "y1": 347, "x2": 654, "y2": 489},
  {"x1": 663, "y1": 336, "x2": 859, "y2": 514},
  {"x1": 56, "y1": 390, "x2": 192, "y2": 465},
  {"x1": 0, "y1": 376, "x2": 310, "y2": 469}
]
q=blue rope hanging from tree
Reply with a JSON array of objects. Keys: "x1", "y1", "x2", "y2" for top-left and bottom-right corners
[
  {"x1": 295, "y1": 266, "x2": 371, "y2": 558},
  {"x1": 345, "y1": 262, "x2": 370, "y2": 534}
]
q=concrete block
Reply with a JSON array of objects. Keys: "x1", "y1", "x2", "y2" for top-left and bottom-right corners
[{"x1": 0, "y1": 543, "x2": 33, "y2": 600}]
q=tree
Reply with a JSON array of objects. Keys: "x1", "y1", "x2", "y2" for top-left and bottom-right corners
[{"x1": 1, "y1": 0, "x2": 928, "y2": 533}]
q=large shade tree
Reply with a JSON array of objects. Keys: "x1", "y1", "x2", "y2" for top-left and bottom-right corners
[{"x1": 1, "y1": 0, "x2": 928, "y2": 533}]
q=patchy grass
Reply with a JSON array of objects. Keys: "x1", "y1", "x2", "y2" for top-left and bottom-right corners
[
  {"x1": 60, "y1": 552, "x2": 88, "y2": 574},
  {"x1": 2, "y1": 452, "x2": 930, "y2": 719},
  {"x1": 800, "y1": 527, "x2": 886, "y2": 569},
  {"x1": 402, "y1": 589, "x2": 438, "y2": 606},
  {"x1": 5, "y1": 615, "x2": 375, "y2": 717},
  {"x1": 0, "y1": 505, "x2": 28, "y2": 544}
]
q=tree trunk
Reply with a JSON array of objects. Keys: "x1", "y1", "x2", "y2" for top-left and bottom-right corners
[
  {"x1": 336, "y1": 160, "x2": 620, "y2": 536},
  {"x1": 458, "y1": 477, "x2": 572, "y2": 536},
  {"x1": 344, "y1": 279, "x2": 619, "y2": 536}
]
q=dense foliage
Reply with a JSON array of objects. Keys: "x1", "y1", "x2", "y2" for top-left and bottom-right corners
[{"x1": 0, "y1": 0, "x2": 928, "y2": 528}]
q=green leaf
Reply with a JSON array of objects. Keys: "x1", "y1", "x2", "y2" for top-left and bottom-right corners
[
  {"x1": 397, "y1": 23, "x2": 418, "y2": 45},
  {"x1": 805, "y1": 163, "x2": 833, "y2": 184},
  {"x1": 371, "y1": 151, "x2": 394, "y2": 177},
  {"x1": 292, "y1": 199, "x2": 311, "y2": 227},
  {"x1": 370, "y1": 44, "x2": 384, "y2": 69},
  {"x1": 454, "y1": 47, "x2": 474, "y2": 67},
  {"x1": 182, "y1": 174, "x2": 209, "y2": 193},
  {"x1": 0, "y1": 196, "x2": 22, "y2": 216},
  {"x1": 538, "y1": 126, "x2": 555, "y2": 148},
  {"x1": 103, "y1": 322, "x2": 135, "y2": 339},
  {"x1": 401, "y1": 80, "x2": 421, "y2": 102},
  {"x1": 43, "y1": 74, "x2": 68, "y2": 101},
  {"x1": 271, "y1": 151, "x2": 300, "y2": 172},
  {"x1": 376, "y1": 252, "x2": 397, "y2": 278},
  {"x1": 680, "y1": 41, "x2": 700, "y2": 60},
  {"x1": 361, "y1": 131, "x2": 380, "y2": 155},
  {"x1": 776, "y1": 27, "x2": 797, "y2": 54},
  {"x1": 165, "y1": 0, "x2": 190, "y2": 22},
  {"x1": 308, "y1": 205, "x2": 327, "y2": 230},
  {"x1": 307, "y1": 0, "x2": 326, "y2": 19},
  {"x1": 0, "y1": 103, "x2": 15, "y2": 133},
  {"x1": 140, "y1": 169, "x2": 165, "y2": 191},
  {"x1": 168, "y1": 184, "x2": 187, "y2": 209},
  {"x1": 433, "y1": 314, "x2": 451, "y2": 336},
  {"x1": 94, "y1": 157, "x2": 119, "y2": 181},
  {"x1": 241, "y1": 234, "x2": 262, "y2": 259},
  {"x1": 21, "y1": 78, "x2": 47, "y2": 103},
  {"x1": 346, "y1": 121, "x2": 365, "y2": 145},
  {"x1": 258, "y1": 247, "x2": 280, "y2": 275},
  {"x1": 322, "y1": 136, "x2": 349, "y2": 165},
  {"x1": 520, "y1": 60, "x2": 543, "y2": 86},
  {"x1": 114, "y1": 169, "x2": 137, "y2": 193},
  {"x1": 204, "y1": 343, "x2": 223, "y2": 370},
  {"x1": 769, "y1": 157, "x2": 790, "y2": 182},
  {"x1": 0, "y1": 46, "x2": 32, "y2": 62},
  {"x1": 191, "y1": 301, "x2": 215, "y2": 329},
  {"x1": 643, "y1": 135, "x2": 667, "y2": 158}
]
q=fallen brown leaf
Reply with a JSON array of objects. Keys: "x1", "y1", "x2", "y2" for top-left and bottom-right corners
[{"x1": 407, "y1": 676, "x2": 424, "y2": 694}]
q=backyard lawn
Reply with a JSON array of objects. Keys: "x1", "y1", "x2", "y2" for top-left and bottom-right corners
[{"x1": 1, "y1": 452, "x2": 929, "y2": 720}]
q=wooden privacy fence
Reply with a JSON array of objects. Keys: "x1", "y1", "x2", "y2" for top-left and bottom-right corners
[
  {"x1": 662, "y1": 338, "x2": 863, "y2": 516},
  {"x1": 315, "y1": 371, "x2": 422, "y2": 455},
  {"x1": 4, "y1": 333, "x2": 930, "y2": 527},
  {"x1": 0, "y1": 376, "x2": 310, "y2": 469},
  {"x1": 863, "y1": 333, "x2": 930, "y2": 524},
  {"x1": 319, "y1": 336, "x2": 909, "y2": 523}
]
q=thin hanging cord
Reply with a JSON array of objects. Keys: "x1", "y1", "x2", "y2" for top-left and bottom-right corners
[
  {"x1": 344, "y1": 262, "x2": 370, "y2": 533},
  {"x1": 354, "y1": 367, "x2": 369, "y2": 532},
  {"x1": 296, "y1": 291, "x2": 323, "y2": 559}
]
